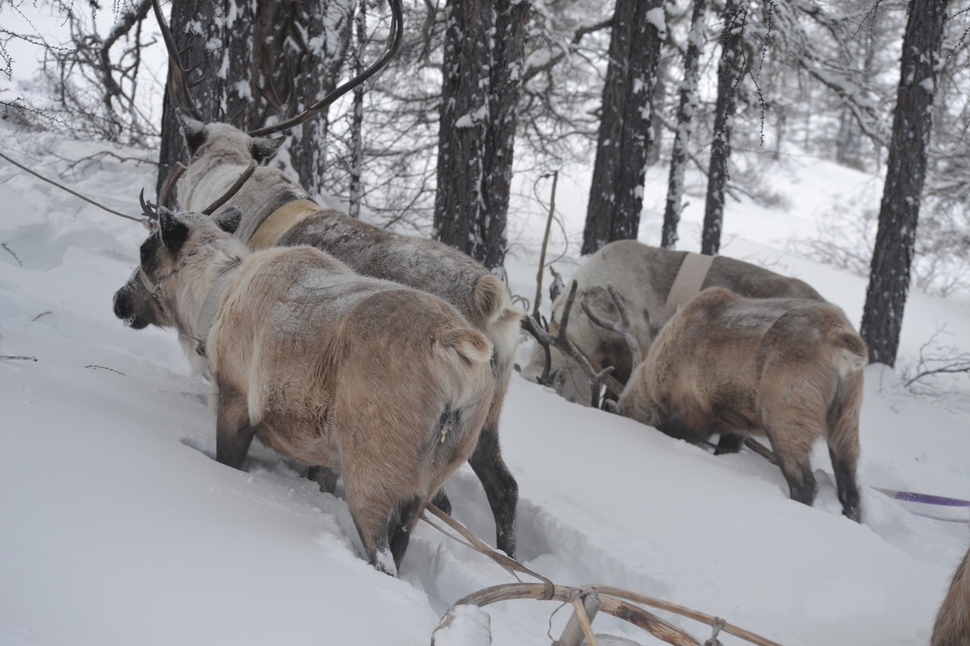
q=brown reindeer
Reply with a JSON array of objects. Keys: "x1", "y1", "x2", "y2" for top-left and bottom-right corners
[
  {"x1": 933, "y1": 543, "x2": 970, "y2": 646},
  {"x1": 113, "y1": 209, "x2": 494, "y2": 574},
  {"x1": 616, "y1": 287, "x2": 866, "y2": 521},
  {"x1": 170, "y1": 116, "x2": 524, "y2": 556},
  {"x1": 149, "y1": 0, "x2": 523, "y2": 557},
  {"x1": 522, "y1": 240, "x2": 825, "y2": 406}
]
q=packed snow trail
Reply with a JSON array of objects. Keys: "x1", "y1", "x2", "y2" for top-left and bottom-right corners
[{"x1": 3, "y1": 128, "x2": 970, "y2": 645}]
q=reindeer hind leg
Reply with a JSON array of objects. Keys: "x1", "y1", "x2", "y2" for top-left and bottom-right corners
[
  {"x1": 468, "y1": 422, "x2": 519, "y2": 557},
  {"x1": 826, "y1": 371, "x2": 864, "y2": 522},
  {"x1": 388, "y1": 495, "x2": 422, "y2": 569},
  {"x1": 761, "y1": 407, "x2": 819, "y2": 507}
]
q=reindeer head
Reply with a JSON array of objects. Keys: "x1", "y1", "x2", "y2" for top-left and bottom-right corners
[
  {"x1": 177, "y1": 112, "x2": 286, "y2": 167},
  {"x1": 113, "y1": 207, "x2": 242, "y2": 330}
]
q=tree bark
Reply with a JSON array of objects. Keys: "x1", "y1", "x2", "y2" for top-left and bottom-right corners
[
  {"x1": 292, "y1": 0, "x2": 355, "y2": 197},
  {"x1": 434, "y1": 0, "x2": 529, "y2": 270},
  {"x1": 700, "y1": 0, "x2": 745, "y2": 256},
  {"x1": 156, "y1": 0, "x2": 254, "y2": 204},
  {"x1": 348, "y1": 0, "x2": 366, "y2": 218},
  {"x1": 661, "y1": 0, "x2": 705, "y2": 250},
  {"x1": 860, "y1": 0, "x2": 948, "y2": 367},
  {"x1": 582, "y1": 0, "x2": 665, "y2": 256}
]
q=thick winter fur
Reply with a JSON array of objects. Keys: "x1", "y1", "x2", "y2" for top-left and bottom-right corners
[
  {"x1": 174, "y1": 113, "x2": 524, "y2": 557},
  {"x1": 522, "y1": 240, "x2": 826, "y2": 405},
  {"x1": 616, "y1": 287, "x2": 866, "y2": 521},
  {"x1": 113, "y1": 211, "x2": 494, "y2": 573},
  {"x1": 933, "y1": 544, "x2": 970, "y2": 646}
]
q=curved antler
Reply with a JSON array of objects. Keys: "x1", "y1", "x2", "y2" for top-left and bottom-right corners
[
  {"x1": 247, "y1": 0, "x2": 403, "y2": 136},
  {"x1": 150, "y1": 0, "x2": 205, "y2": 121}
]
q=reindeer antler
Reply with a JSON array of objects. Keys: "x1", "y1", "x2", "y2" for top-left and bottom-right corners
[
  {"x1": 150, "y1": 0, "x2": 206, "y2": 121},
  {"x1": 581, "y1": 282, "x2": 643, "y2": 369},
  {"x1": 521, "y1": 281, "x2": 619, "y2": 409},
  {"x1": 200, "y1": 160, "x2": 257, "y2": 215},
  {"x1": 254, "y1": 58, "x2": 298, "y2": 121},
  {"x1": 139, "y1": 187, "x2": 159, "y2": 220},
  {"x1": 247, "y1": 0, "x2": 404, "y2": 136}
]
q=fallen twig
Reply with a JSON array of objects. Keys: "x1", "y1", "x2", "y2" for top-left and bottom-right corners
[
  {"x1": 2, "y1": 242, "x2": 22, "y2": 266},
  {"x1": 85, "y1": 365, "x2": 126, "y2": 376},
  {"x1": 1, "y1": 355, "x2": 38, "y2": 361}
]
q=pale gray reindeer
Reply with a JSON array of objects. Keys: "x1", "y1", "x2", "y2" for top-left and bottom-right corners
[
  {"x1": 522, "y1": 239, "x2": 825, "y2": 407},
  {"x1": 933, "y1": 542, "x2": 970, "y2": 646},
  {"x1": 616, "y1": 287, "x2": 866, "y2": 522},
  {"x1": 151, "y1": 0, "x2": 523, "y2": 557},
  {"x1": 113, "y1": 209, "x2": 494, "y2": 574}
]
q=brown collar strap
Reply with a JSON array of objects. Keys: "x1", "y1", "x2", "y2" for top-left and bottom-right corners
[
  {"x1": 248, "y1": 199, "x2": 321, "y2": 249},
  {"x1": 661, "y1": 252, "x2": 714, "y2": 324}
]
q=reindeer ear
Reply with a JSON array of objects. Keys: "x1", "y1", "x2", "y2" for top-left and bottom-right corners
[
  {"x1": 214, "y1": 207, "x2": 242, "y2": 234},
  {"x1": 177, "y1": 109, "x2": 207, "y2": 157},
  {"x1": 158, "y1": 207, "x2": 189, "y2": 253},
  {"x1": 250, "y1": 136, "x2": 286, "y2": 163}
]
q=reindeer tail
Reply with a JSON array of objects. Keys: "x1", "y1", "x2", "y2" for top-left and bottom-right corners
[
  {"x1": 468, "y1": 274, "x2": 523, "y2": 329},
  {"x1": 440, "y1": 327, "x2": 493, "y2": 365}
]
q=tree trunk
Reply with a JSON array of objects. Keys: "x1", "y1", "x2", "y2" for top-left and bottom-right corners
[
  {"x1": 582, "y1": 0, "x2": 665, "y2": 256},
  {"x1": 700, "y1": 0, "x2": 745, "y2": 256},
  {"x1": 645, "y1": 56, "x2": 668, "y2": 167},
  {"x1": 434, "y1": 0, "x2": 529, "y2": 271},
  {"x1": 349, "y1": 0, "x2": 366, "y2": 218},
  {"x1": 661, "y1": 0, "x2": 705, "y2": 250},
  {"x1": 479, "y1": 0, "x2": 529, "y2": 270},
  {"x1": 292, "y1": 0, "x2": 355, "y2": 197},
  {"x1": 859, "y1": 0, "x2": 948, "y2": 367},
  {"x1": 156, "y1": 0, "x2": 254, "y2": 204}
]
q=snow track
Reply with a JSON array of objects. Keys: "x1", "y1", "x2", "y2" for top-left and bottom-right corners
[{"x1": 3, "y1": 129, "x2": 970, "y2": 645}]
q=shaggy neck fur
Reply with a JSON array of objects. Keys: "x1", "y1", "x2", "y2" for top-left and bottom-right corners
[{"x1": 159, "y1": 230, "x2": 248, "y2": 359}]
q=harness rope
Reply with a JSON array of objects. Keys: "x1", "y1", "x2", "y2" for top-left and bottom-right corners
[{"x1": 0, "y1": 150, "x2": 147, "y2": 224}]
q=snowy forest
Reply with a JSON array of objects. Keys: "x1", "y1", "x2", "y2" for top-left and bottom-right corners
[
  {"x1": 3, "y1": 0, "x2": 970, "y2": 364},
  {"x1": 2, "y1": 0, "x2": 970, "y2": 644}
]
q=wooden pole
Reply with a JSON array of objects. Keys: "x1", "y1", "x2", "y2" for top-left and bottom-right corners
[{"x1": 533, "y1": 170, "x2": 559, "y2": 320}]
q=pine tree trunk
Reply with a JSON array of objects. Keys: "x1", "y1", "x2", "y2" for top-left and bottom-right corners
[
  {"x1": 479, "y1": 0, "x2": 528, "y2": 270},
  {"x1": 582, "y1": 0, "x2": 665, "y2": 256},
  {"x1": 293, "y1": 0, "x2": 355, "y2": 197},
  {"x1": 156, "y1": 0, "x2": 254, "y2": 204},
  {"x1": 645, "y1": 56, "x2": 668, "y2": 167},
  {"x1": 434, "y1": 0, "x2": 528, "y2": 270},
  {"x1": 252, "y1": 0, "x2": 301, "y2": 131},
  {"x1": 156, "y1": 0, "x2": 220, "y2": 203},
  {"x1": 348, "y1": 0, "x2": 367, "y2": 218},
  {"x1": 859, "y1": 0, "x2": 948, "y2": 367},
  {"x1": 661, "y1": 0, "x2": 705, "y2": 250},
  {"x1": 701, "y1": 0, "x2": 745, "y2": 256}
]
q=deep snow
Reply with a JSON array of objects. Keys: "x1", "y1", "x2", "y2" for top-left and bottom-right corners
[{"x1": 2, "y1": 124, "x2": 969, "y2": 645}]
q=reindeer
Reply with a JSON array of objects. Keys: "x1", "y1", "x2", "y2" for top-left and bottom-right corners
[
  {"x1": 614, "y1": 287, "x2": 866, "y2": 521},
  {"x1": 113, "y1": 209, "x2": 494, "y2": 574},
  {"x1": 933, "y1": 543, "x2": 970, "y2": 646},
  {"x1": 522, "y1": 240, "x2": 825, "y2": 407},
  {"x1": 150, "y1": 0, "x2": 523, "y2": 556}
]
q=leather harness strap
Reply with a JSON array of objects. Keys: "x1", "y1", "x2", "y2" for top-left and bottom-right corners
[
  {"x1": 660, "y1": 252, "x2": 715, "y2": 324},
  {"x1": 194, "y1": 261, "x2": 241, "y2": 356},
  {"x1": 248, "y1": 199, "x2": 321, "y2": 249}
]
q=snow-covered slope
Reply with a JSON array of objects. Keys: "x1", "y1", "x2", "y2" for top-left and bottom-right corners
[{"x1": 2, "y1": 126, "x2": 968, "y2": 645}]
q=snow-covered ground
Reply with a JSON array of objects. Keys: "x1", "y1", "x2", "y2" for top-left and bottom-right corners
[{"x1": 2, "y1": 124, "x2": 969, "y2": 645}]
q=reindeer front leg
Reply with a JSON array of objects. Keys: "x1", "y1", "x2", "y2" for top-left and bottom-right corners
[{"x1": 215, "y1": 380, "x2": 257, "y2": 469}]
